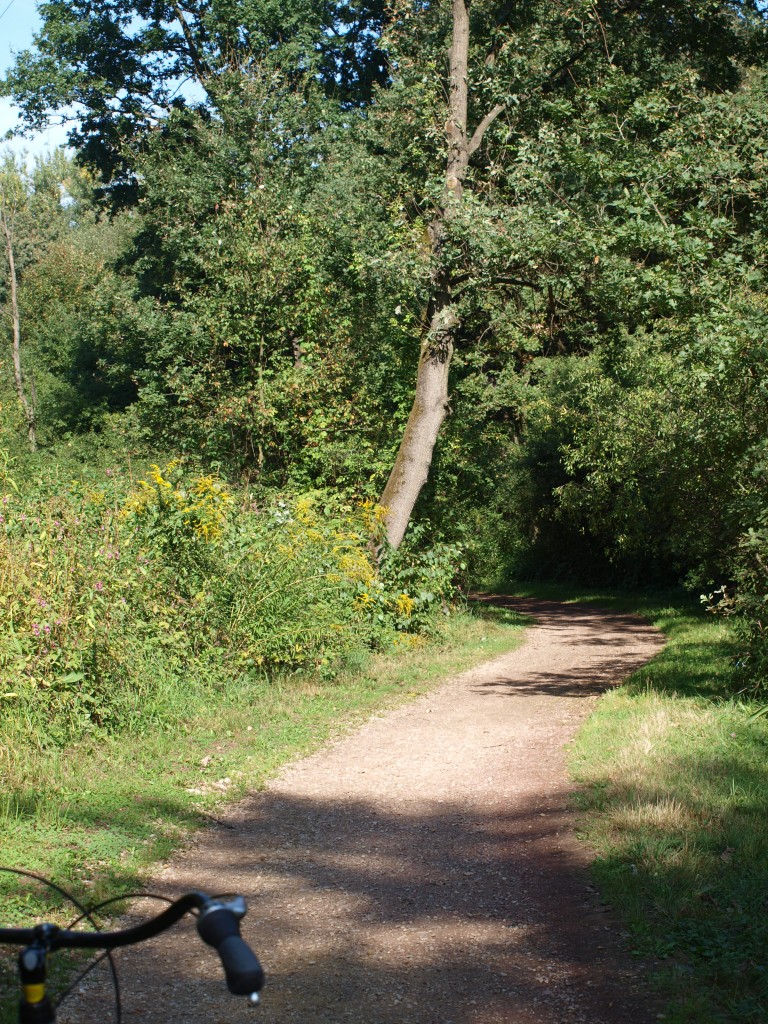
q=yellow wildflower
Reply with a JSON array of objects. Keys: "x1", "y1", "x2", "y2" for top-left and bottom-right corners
[
  {"x1": 148, "y1": 464, "x2": 172, "y2": 489},
  {"x1": 359, "y1": 499, "x2": 388, "y2": 533}
]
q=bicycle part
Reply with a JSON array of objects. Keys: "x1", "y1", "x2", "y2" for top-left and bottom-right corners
[
  {"x1": 0, "y1": 882, "x2": 265, "y2": 1023},
  {"x1": 19, "y1": 943, "x2": 54, "y2": 1024},
  {"x1": 0, "y1": 867, "x2": 122, "y2": 1022},
  {"x1": 196, "y1": 896, "x2": 265, "y2": 997}
]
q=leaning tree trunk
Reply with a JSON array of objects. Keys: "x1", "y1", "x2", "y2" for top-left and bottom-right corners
[
  {"x1": 1, "y1": 208, "x2": 37, "y2": 451},
  {"x1": 379, "y1": 288, "x2": 457, "y2": 549},
  {"x1": 379, "y1": 0, "x2": 471, "y2": 550}
]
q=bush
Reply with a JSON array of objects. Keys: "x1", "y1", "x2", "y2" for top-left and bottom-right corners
[
  {"x1": 708, "y1": 448, "x2": 768, "y2": 696},
  {"x1": 378, "y1": 521, "x2": 467, "y2": 632},
  {"x1": 730, "y1": 530, "x2": 768, "y2": 693},
  {"x1": 0, "y1": 457, "x2": 465, "y2": 742}
]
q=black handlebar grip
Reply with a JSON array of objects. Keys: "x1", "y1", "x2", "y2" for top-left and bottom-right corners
[{"x1": 196, "y1": 905, "x2": 265, "y2": 996}]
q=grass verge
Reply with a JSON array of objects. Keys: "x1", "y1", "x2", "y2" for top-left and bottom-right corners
[
  {"x1": 0, "y1": 603, "x2": 527, "y2": 1019},
  {"x1": 512, "y1": 583, "x2": 768, "y2": 1024}
]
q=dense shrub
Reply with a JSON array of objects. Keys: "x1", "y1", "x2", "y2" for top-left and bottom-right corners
[
  {"x1": 0, "y1": 456, "x2": 464, "y2": 742},
  {"x1": 704, "y1": 444, "x2": 768, "y2": 695},
  {"x1": 721, "y1": 535, "x2": 768, "y2": 696}
]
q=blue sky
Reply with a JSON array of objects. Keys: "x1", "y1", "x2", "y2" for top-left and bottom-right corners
[{"x1": 0, "y1": 0, "x2": 70, "y2": 159}]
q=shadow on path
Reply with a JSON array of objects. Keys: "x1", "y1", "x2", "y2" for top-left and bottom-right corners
[{"x1": 61, "y1": 597, "x2": 666, "y2": 1024}]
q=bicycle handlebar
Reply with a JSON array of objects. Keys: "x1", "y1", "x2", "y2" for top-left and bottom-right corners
[
  {"x1": 0, "y1": 891, "x2": 207, "y2": 950},
  {"x1": 0, "y1": 890, "x2": 265, "y2": 1013}
]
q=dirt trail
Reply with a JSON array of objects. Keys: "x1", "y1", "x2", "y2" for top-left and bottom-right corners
[{"x1": 63, "y1": 598, "x2": 666, "y2": 1024}]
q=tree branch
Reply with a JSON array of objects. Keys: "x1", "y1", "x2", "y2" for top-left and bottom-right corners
[
  {"x1": 492, "y1": 275, "x2": 541, "y2": 290},
  {"x1": 467, "y1": 103, "x2": 505, "y2": 157},
  {"x1": 642, "y1": 184, "x2": 669, "y2": 228},
  {"x1": 451, "y1": 274, "x2": 540, "y2": 298},
  {"x1": 173, "y1": 4, "x2": 210, "y2": 91},
  {"x1": 470, "y1": 20, "x2": 613, "y2": 160}
]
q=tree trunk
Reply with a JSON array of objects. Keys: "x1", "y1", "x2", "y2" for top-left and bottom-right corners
[
  {"x1": 379, "y1": 286, "x2": 456, "y2": 549},
  {"x1": 379, "y1": 0, "x2": 470, "y2": 549},
  {"x1": 1, "y1": 208, "x2": 37, "y2": 451}
]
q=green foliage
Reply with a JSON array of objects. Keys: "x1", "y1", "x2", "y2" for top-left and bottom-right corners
[
  {"x1": 379, "y1": 520, "x2": 467, "y2": 630},
  {"x1": 0, "y1": 457, "x2": 464, "y2": 743},
  {"x1": 702, "y1": 441, "x2": 768, "y2": 696},
  {"x1": 517, "y1": 325, "x2": 767, "y2": 584},
  {"x1": 0, "y1": 0, "x2": 388, "y2": 195},
  {"x1": 3, "y1": 2, "x2": 768, "y2": 685},
  {"x1": 728, "y1": 534, "x2": 768, "y2": 694},
  {"x1": 126, "y1": 87, "x2": 417, "y2": 485},
  {"x1": 428, "y1": 57, "x2": 768, "y2": 585},
  {"x1": 0, "y1": 150, "x2": 145, "y2": 446}
]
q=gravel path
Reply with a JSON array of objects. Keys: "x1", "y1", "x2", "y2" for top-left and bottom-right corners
[{"x1": 63, "y1": 598, "x2": 666, "y2": 1024}]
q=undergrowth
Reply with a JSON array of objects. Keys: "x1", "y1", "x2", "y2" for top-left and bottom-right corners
[{"x1": 0, "y1": 455, "x2": 463, "y2": 744}]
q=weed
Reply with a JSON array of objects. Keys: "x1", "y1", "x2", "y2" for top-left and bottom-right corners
[{"x1": 0, "y1": 460, "x2": 468, "y2": 744}]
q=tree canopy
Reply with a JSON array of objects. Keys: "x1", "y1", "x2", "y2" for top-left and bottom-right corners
[
  {"x1": 2, "y1": 0, "x2": 388, "y2": 197},
  {"x1": 2, "y1": 0, "x2": 768, "y2": 653}
]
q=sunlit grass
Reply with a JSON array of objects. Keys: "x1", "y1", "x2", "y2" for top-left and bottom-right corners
[{"x1": 513, "y1": 584, "x2": 768, "y2": 1023}]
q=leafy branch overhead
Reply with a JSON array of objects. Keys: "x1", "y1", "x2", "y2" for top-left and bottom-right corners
[{"x1": 1, "y1": 0, "x2": 389, "y2": 194}]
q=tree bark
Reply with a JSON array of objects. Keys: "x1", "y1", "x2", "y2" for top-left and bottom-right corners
[
  {"x1": 379, "y1": 0, "x2": 471, "y2": 549},
  {"x1": 1, "y1": 208, "x2": 37, "y2": 451},
  {"x1": 379, "y1": 289, "x2": 456, "y2": 549}
]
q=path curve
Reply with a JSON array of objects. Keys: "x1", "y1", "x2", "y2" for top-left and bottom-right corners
[{"x1": 64, "y1": 598, "x2": 666, "y2": 1024}]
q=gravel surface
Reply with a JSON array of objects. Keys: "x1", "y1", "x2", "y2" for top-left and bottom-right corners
[{"x1": 62, "y1": 598, "x2": 666, "y2": 1024}]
